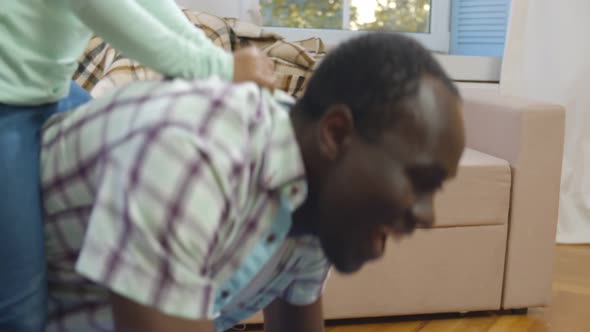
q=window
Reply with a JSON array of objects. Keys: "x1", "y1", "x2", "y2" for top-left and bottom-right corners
[
  {"x1": 232, "y1": 0, "x2": 510, "y2": 81},
  {"x1": 257, "y1": 0, "x2": 451, "y2": 53},
  {"x1": 261, "y1": 0, "x2": 432, "y2": 32}
]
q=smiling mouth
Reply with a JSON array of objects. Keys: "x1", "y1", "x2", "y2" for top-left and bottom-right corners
[{"x1": 362, "y1": 222, "x2": 419, "y2": 263}]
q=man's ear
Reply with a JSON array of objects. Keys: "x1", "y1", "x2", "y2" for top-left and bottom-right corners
[{"x1": 317, "y1": 104, "x2": 355, "y2": 161}]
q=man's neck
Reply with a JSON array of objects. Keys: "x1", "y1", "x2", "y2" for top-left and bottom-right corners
[
  {"x1": 288, "y1": 108, "x2": 322, "y2": 238},
  {"x1": 289, "y1": 199, "x2": 318, "y2": 237}
]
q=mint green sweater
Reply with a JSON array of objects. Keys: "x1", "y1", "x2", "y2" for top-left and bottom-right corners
[{"x1": 0, "y1": 0, "x2": 233, "y2": 105}]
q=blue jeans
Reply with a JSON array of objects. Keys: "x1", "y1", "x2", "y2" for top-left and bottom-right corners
[{"x1": 0, "y1": 82, "x2": 92, "y2": 332}]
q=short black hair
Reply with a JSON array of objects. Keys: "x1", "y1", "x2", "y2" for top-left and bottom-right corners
[{"x1": 297, "y1": 32, "x2": 459, "y2": 141}]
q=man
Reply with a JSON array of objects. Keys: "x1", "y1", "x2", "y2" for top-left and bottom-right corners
[{"x1": 40, "y1": 33, "x2": 465, "y2": 332}]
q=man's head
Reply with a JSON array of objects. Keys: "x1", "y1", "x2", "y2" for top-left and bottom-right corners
[{"x1": 291, "y1": 32, "x2": 465, "y2": 273}]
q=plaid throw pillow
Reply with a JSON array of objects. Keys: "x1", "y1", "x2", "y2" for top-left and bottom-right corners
[{"x1": 74, "y1": 10, "x2": 326, "y2": 98}]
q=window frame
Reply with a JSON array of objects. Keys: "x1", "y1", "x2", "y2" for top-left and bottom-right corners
[
  {"x1": 237, "y1": 0, "x2": 501, "y2": 82},
  {"x1": 255, "y1": 0, "x2": 450, "y2": 53}
]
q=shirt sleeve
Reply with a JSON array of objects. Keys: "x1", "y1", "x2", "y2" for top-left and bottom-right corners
[
  {"x1": 75, "y1": 126, "x2": 233, "y2": 320},
  {"x1": 281, "y1": 241, "x2": 332, "y2": 306},
  {"x1": 135, "y1": 0, "x2": 211, "y2": 46},
  {"x1": 69, "y1": 0, "x2": 233, "y2": 81}
]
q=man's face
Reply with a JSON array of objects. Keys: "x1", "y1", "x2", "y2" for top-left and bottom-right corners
[{"x1": 313, "y1": 76, "x2": 465, "y2": 273}]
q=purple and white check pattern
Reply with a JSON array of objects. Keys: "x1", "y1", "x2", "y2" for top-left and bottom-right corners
[{"x1": 40, "y1": 78, "x2": 330, "y2": 331}]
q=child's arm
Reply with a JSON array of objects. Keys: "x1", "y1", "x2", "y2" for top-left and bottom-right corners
[
  {"x1": 140, "y1": 0, "x2": 275, "y2": 90},
  {"x1": 134, "y1": 0, "x2": 221, "y2": 49},
  {"x1": 69, "y1": 0, "x2": 274, "y2": 89},
  {"x1": 71, "y1": 0, "x2": 231, "y2": 80}
]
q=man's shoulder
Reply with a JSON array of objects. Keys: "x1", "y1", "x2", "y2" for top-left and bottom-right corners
[
  {"x1": 83, "y1": 77, "x2": 294, "y2": 121},
  {"x1": 150, "y1": 78, "x2": 295, "y2": 125}
]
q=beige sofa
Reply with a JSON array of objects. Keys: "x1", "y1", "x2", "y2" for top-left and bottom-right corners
[{"x1": 245, "y1": 83, "x2": 565, "y2": 323}]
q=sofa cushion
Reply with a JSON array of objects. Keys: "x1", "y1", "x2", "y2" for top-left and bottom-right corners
[{"x1": 433, "y1": 148, "x2": 511, "y2": 227}]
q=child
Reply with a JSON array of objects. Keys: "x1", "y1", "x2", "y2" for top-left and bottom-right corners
[{"x1": 0, "y1": 1, "x2": 274, "y2": 331}]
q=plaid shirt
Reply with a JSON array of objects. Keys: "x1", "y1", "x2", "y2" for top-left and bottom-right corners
[{"x1": 41, "y1": 78, "x2": 330, "y2": 332}]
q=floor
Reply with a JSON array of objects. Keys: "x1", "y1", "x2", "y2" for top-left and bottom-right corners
[{"x1": 250, "y1": 245, "x2": 590, "y2": 332}]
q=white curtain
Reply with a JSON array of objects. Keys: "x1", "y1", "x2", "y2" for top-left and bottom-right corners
[{"x1": 500, "y1": 0, "x2": 590, "y2": 243}]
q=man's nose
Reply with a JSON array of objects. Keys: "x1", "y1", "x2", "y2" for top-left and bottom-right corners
[{"x1": 411, "y1": 195, "x2": 435, "y2": 228}]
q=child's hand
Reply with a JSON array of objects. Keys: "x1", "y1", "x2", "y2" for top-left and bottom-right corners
[{"x1": 233, "y1": 47, "x2": 275, "y2": 91}]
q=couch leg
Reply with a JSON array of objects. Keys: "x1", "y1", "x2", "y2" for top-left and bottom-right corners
[{"x1": 510, "y1": 308, "x2": 528, "y2": 315}]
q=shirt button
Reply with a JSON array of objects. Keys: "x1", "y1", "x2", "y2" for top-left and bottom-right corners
[
  {"x1": 221, "y1": 290, "x2": 230, "y2": 299},
  {"x1": 266, "y1": 234, "x2": 276, "y2": 244}
]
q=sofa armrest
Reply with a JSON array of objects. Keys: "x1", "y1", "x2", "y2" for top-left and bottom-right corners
[{"x1": 459, "y1": 84, "x2": 565, "y2": 309}]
